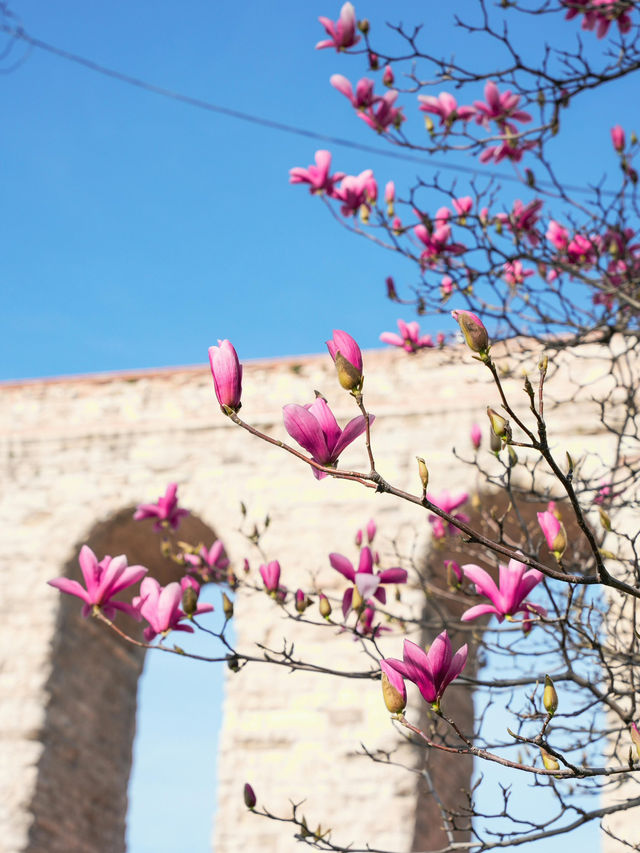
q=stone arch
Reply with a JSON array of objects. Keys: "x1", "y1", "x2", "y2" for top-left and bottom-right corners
[{"x1": 27, "y1": 507, "x2": 221, "y2": 853}]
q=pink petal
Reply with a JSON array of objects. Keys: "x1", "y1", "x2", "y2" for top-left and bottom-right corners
[
  {"x1": 462, "y1": 564, "x2": 501, "y2": 608},
  {"x1": 329, "y1": 553, "x2": 356, "y2": 582},
  {"x1": 332, "y1": 414, "x2": 373, "y2": 458},
  {"x1": 48, "y1": 577, "x2": 91, "y2": 604},
  {"x1": 461, "y1": 603, "x2": 503, "y2": 622},
  {"x1": 283, "y1": 404, "x2": 330, "y2": 462}
]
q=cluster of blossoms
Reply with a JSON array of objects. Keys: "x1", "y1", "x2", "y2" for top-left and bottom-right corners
[
  {"x1": 48, "y1": 544, "x2": 214, "y2": 642},
  {"x1": 419, "y1": 80, "x2": 534, "y2": 164},
  {"x1": 562, "y1": 0, "x2": 633, "y2": 39}
]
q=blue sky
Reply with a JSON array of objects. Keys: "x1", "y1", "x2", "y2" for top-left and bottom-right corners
[{"x1": 6, "y1": 1, "x2": 632, "y2": 849}]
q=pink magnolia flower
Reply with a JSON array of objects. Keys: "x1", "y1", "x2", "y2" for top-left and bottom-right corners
[
  {"x1": 567, "y1": 233, "x2": 597, "y2": 265},
  {"x1": 611, "y1": 125, "x2": 626, "y2": 153},
  {"x1": 537, "y1": 510, "x2": 567, "y2": 556},
  {"x1": 289, "y1": 149, "x2": 345, "y2": 195},
  {"x1": 283, "y1": 397, "x2": 371, "y2": 479},
  {"x1": 418, "y1": 92, "x2": 476, "y2": 125},
  {"x1": 48, "y1": 545, "x2": 147, "y2": 620},
  {"x1": 479, "y1": 133, "x2": 537, "y2": 165},
  {"x1": 427, "y1": 489, "x2": 470, "y2": 538},
  {"x1": 134, "y1": 576, "x2": 213, "y2": 642},
  {"x1": 330, "y1": 545, "x2": 407, "y2": 617},
  {"x1": 470, "y1": 422, "x2": 482, "y2": 449},
  {"x1": 547, "y1": 219, "x2": 569, "y2": 250},
  {"x1": 474, "y1": 81, "x2": 532, "y2": 129},
  {"x1": 133, "y1": 482, "x2": 189, "y2": 531},
  {"x1": 380, "y1": 319, "x2": 434, "y2": 353},
  {"x1": 355, "y1": 601, "x2": 388, "y2": 638},
  {"x1": 359, "y1": 90, "x2": 405, "y2": 133},
  {"x1": 440, "y1": 275, "x2": 454, "y2": 299},
  {"x1": 316, "y1": 2, "x2": 360, "y2": 50},
  {"x1": 383, "y1": 631, "x2": 468, "y2": 709},
  {"x1": 209, "y1": 339, "x2": 243, "y2": 412},
  {"x1": 382, "y1": 64, "x2": 394, "y2": 87},
  {"x1": 183, "y1": 539, "x2": 230, "y2": 582},
  {"x1": 497, "y1": 199, "x2": 544, "y2": 245},
  {"x1": 259, "y1": 560, "x2": 281, "y2": 593},
  {"x1": 414, "y1": 220, "x2": 465, "y2": 266},
  {"x1": 461, "y1": 558, "x2": 547, "y2": 623},
  {"x1": 451, "y1": 309, "x2": 489, "y2": 353},
  {"x1": 330, "y1": 74, "x2": 376, "y2": 110},
  {"x1": 503, "y1": 260, "x2": 535, "y2": 287},
  {"x1": 453, "y1": 196, "x2": 473, "y2": 218},
  {"x1": 594, "y1": 482, "x2": 612, "y2": 505},
  {"x1": 334, "y1": 169, "x2": 377, "y2": 217}
]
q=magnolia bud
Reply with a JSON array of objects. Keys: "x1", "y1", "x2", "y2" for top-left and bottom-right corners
[
  {"x1": 490, "y1": 430, "x2": 502, "y2": 453},
  {"x1": 319, "y1": 593, "x2": 332, "y2": 619},
  {"x1": 487, "y1": 407, "x2": 512, "y2": 443},
  {"x1": 598, "y1": 506, "x2": 612, "y2": 531},
  {"x1": 416, "y1": 456, "x2": 429, "y2": 493},
  {"x1": 540, "y1": 747, "x2": 560, "y2": 772},
  {"x1": 381, "y1": 672, "x2": 406, "y2": 713},
  {"x1": 222, "y1": 592, "x2": 234, "y2": 619},
  {"x1": 181, "y1": 585, "x2": 198, "y2": 616},
  {"x1": 334, "y1": 351, "x2": 363, "y2": 392},
  {"x1": 243, "y1": 783, "x2": 256, "y2": 809},
  {"x1": 451, "y1": 310, "x2": 490, "y2": 355},
  {"x1": 295, "y1": 589, "x2": 311, "y2": 613},
  {"x1": 368, "y1": 51, "x2": 379, "y2": 70},
  {"x1": 386, "y1": 275, "x2": 398, "y2": 300},
  {"x1": 543, "y1": 675, "x2": 558, "y2": 716},
  {"x1": 351, "y1": 585, "x2": 364, "y2": 611}
]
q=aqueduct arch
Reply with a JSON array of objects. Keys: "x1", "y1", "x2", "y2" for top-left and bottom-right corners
[{"x1": 1, "y1": 344, "x2": 633, "y2": 851}]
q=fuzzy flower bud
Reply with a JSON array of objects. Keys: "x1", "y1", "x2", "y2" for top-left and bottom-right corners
[
  {"x1": 243, "y1": 783, "x2": 256, "y2": 809},
  {"x1": 451, "y1": 310, "x2": 490, "y2": 355},
  {"x1": 543, "y1": 675, "x2": 558, "y2": 716},
  {"x1": 487, "y1": 407, "x2": 512, "y2": 443},
  {"x1": 540, "y1": 747, "x2": 560, "y2": 772},
  {"x1": 380, "y1": 660, "x2": 407, "y2": 713},
  {"x1": 416, "y1": 456, "x2": 429, "y2": 494},
  {"x1": 319, "y1": 593, "x2": 332, "y2": 619},
  {"x1": 222, "y1": 592, "x2": 234, "y2": 619}
]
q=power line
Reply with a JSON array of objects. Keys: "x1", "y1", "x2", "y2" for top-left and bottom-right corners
[{"x1": 0, "y1": 21, "x2": 623, "y2": 198}]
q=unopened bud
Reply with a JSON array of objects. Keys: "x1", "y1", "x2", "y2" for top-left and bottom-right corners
[
  {"x1": 451, "y1": 310, "x2": 490, "y2": 355},
  {"x1": 507, "y1": 446, "x2": 518, "y2": 467},
  {"x1": 540, "y1": 747, "x2": 560, "y2": 772},
  {"x1": 357, "y1": 17, "x2": 370, "y2": 33},
  {"x1": 351, "y1": 585, "x2": 364, "y2": 611},
  {"x1": 490, "y1": 430, "x2": 502, "y2": 453},
  {"x1": 424, "y1": 115, "x2": 434, "y2": 134},
  {"x1": 243, "y1": 783, "x2": 256, "y2": 809},
  {"x1": 181, "y1": 585, "x2": 198, "y2": 616},
  {"x1": 598, "y1": 506, "x2": 612, "y2": 531},
  {"x1": 334, "y1": 351, "x2": 363, "y2": 392},
  {"x1": 227, "y1": 654, "x2": 240, "y2": 672},
  {"x1": 295, "y1": 588, "x2": 311, "y2": 613},
  {"x1": 381, "y1": 672, "x2": 406, "y2": 713},
  {"x1": 543, "y1": 675, "x2": 558, "y2": 716},
  {"x1": 539, "y1": 354, "x2": 548, "y2": 375},
  {"x1": 368, "y1": 51, "x2": 379, "y2": 70},
  {"x1": 632, "y1": 131, "x2": 638, "y2": 146},
  {"x1": 160, "y1": 540, "x2": 172, "y2": 558},
  {"x1": 222, "y1": 592, "x2": 234, "y2": 619},
  {"x1": 386, "y1": 275, "x2": 398, "y2": 300},
  {"x1": 416, "y1": 456, "x2": 429, "y2": 493},
  {"x1": 487, "y1": 407, "x2": 512, "y2": 443},
  {"x1": 319, "y1": 593, "x2": 332, "y2": 619}
]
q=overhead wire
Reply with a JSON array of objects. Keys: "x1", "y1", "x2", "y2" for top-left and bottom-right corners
[{"x1": 0, "y1": 18, "x2": 624, "y2": 198}]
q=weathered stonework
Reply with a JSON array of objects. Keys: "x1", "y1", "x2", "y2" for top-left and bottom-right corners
[{"x1": 0, "y1": 343, "x2": 636, "y2": 852}]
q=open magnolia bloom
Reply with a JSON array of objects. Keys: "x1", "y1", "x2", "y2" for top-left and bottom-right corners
[
  {"x1": 329, "y1": 545, "x2": 407, "y2": 617},
  {"x1": 382, "y1": 631, "x2": 468, "y2": 709},
  {"x1": 283, "y1": 396, "x2": 372, "y2": 479},
  {"x1": 461, "y1": 558, "x2": 547, "y2": 624}
]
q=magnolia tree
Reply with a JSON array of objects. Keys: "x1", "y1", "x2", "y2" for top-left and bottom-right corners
[{"x1": 49, "y1": 1, "x2": 640, "y2": 850}]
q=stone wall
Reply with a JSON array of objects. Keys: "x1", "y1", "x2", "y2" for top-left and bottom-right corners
[{"x1": 0, "y1": 342, "x2": 636, "y2": 852}]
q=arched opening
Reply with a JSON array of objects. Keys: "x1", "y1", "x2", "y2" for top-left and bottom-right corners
[{"x1": 29, "y1": 507, "x2": 228, "y2": 853}]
